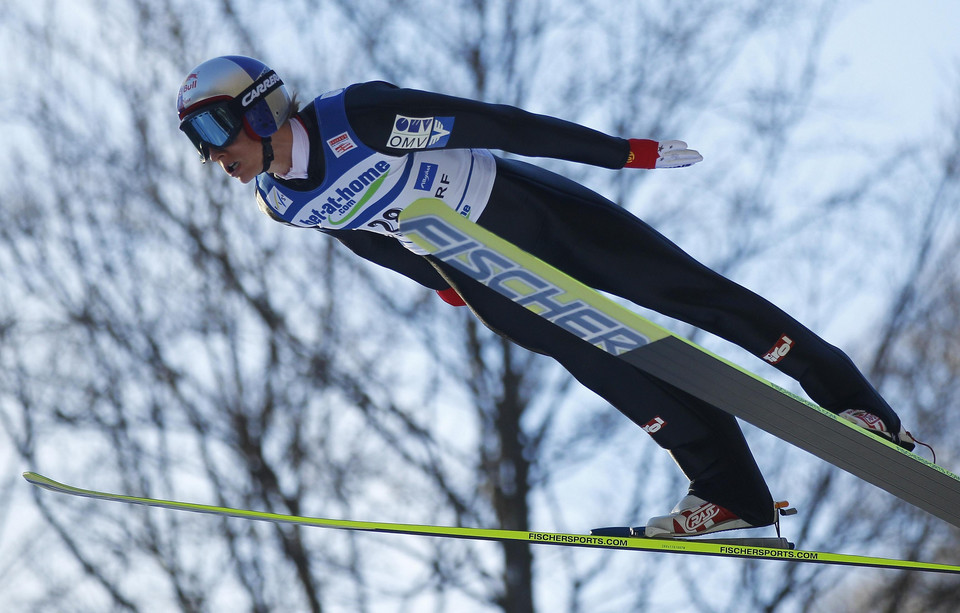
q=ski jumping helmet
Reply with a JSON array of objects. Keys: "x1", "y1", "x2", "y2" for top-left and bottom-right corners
[{"x1": 177, "y1": 55, "x2": 292, "y2": 171}]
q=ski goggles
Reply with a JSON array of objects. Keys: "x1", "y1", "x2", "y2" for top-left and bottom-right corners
[
  {"x1": 179, "y1": 102, "x2": 244, "y2": 162},
  {"x1": 179, "y1": 70, "x2": 284, "y2": 162}
]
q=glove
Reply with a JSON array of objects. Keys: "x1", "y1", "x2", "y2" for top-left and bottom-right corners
[
  {"x1": 437, "y1": 287, "x2": 466, "y2": 307},
  {"x1": 624, "y1": 139, "x2": 703, "y2": 169}
]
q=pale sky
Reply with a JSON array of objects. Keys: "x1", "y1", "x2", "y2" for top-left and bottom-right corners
[{"x1": 825, "y1": 0, "x2": 959, "y2": 139}]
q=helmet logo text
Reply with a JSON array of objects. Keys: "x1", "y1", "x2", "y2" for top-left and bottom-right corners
[{"x1": 242, "y1": 73, "x2": 282, "y2": 108}]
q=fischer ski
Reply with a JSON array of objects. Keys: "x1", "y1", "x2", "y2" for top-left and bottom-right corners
[
  {"x1": 398, "y1": 198, "x2": 960, "y2": 530},
  {"x1": 22, "y1": 472, "x2": 960, "y2": 574}
]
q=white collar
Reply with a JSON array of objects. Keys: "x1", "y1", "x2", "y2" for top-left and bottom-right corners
[{"x1": 274, "y1": 118, "x2": 309, "y2": 180}]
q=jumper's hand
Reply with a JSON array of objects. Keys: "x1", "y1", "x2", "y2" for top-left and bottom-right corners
[
  {"x1": 654, "y1": 140, "x2": 703, "y2": 168},
  {"x1": 624, "y1": 139, "x2": 703, "y2": 169}
]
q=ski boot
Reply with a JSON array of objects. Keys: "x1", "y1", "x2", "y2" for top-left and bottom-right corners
[
  {"x1": 643, "y1": 495, "x2": 756, "y2": 537},
  {"x1": 838, "y1": 409, "x2": 918, "y2": 452}
]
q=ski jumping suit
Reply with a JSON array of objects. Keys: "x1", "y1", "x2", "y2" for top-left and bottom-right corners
[{"x1": 255, "y1": 82, "x2": 902, "y2": 526}]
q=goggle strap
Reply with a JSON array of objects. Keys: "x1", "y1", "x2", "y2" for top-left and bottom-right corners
[{"x1": 236, "y1": 70, "x2": 284, "y2": 111}]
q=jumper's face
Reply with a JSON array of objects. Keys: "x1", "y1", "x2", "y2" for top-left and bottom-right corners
[{"x1": 209, "y1": 130, "x2": 263, "y2": 184}]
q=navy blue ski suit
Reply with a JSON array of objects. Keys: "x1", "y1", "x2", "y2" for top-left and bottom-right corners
[{"x1": 258, "y1": 81, "x2": 902, "y2": 526}]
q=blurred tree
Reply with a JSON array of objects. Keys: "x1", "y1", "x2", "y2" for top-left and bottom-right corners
[
  {"x1": 819, "y1": 71, "x2": 960, "y2": 613},
  {"x1": 3, "y1": 1, "x2": 953, "y2": 612}
]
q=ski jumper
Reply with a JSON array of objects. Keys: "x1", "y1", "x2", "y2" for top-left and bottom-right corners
[{"x1": 255, "y1": 82, "x2": 901, "y2": 526}]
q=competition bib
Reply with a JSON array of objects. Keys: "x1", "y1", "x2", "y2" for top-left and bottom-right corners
[{"x1": 256, "y1": 88, "x2": 496, "y2": 254}]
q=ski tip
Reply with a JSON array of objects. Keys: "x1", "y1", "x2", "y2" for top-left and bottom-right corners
[
  {"x1": 22, "y1": 472, "x2": 59, "y2": 490},
  {"x1": 22, "y1": 471, "x2": 46, "y2": 486}
]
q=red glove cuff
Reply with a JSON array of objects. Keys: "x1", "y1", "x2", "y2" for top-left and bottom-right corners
[
  {"x1": 623, "y1": 139, "x2": 659, "y2": 169},
  {"x1": 437, "y1": 287, "x2": 467, "y2": 307}
]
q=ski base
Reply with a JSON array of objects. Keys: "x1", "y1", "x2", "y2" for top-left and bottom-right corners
[
  {"x1": 23, "y1": 472, "x2": 960, "y2": 574},
  {"x1": 397, "y1": 198, "x2": 960, "y2": 531}
]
